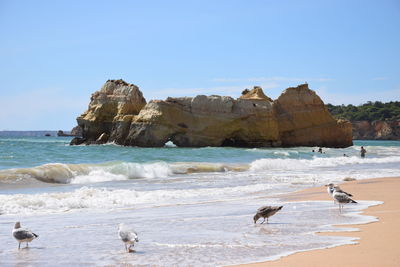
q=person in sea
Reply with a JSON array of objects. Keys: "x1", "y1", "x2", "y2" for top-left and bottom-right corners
[
  {"x1": 318, "y1": 147, "x2": 323, "y2": 153},
  {"x1": 360, "y1": 146, "x2": 367, "y2": 158}
]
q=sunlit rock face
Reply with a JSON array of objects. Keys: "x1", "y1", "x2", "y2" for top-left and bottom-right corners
[
  {"x1": 75, "y1": 79, "x2": 146, "y2": 144},
  {"x1": 352, "y1": 120, "x2": 400, "y2": 140},
  {"x1": 72, "y1": 81, "x2": 353, "y2": 148},
  {"x1": 273, "y1": 84, "x2": 353, "y2": 147}
]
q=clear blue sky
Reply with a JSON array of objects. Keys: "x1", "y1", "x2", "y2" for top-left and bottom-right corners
[{"x1": 0, "y1": 0, "x2": 399, "y2": 130}]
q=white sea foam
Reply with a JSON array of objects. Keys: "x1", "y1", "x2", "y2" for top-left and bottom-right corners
[
  {"x1": 0, "y1": 183, "x2": 274, "y2": 215},
  {"x1": 250, "y1": 156, "x2": 400, "y2": 171}
]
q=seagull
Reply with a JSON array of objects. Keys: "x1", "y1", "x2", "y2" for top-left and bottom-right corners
[
  {"x1": 332, "y1": 187, "x2": 357, "y2": 212},
  {"x1": 326, "y1": 184, "x2": 353, "y2": 205},
  {"x1": 12, "y1": 222, "x2": 38, "y2": 249},
  {"x1": 253, "y1": 206, "x2": 283, "y2": 224},
  {"x1": 118, "y1": 223, "x2": 139, "y2": 252}
]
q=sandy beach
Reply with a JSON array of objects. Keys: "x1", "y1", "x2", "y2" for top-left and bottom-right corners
[{"x1": 234, "y1": 177, "x2": 400, "y2": 267}]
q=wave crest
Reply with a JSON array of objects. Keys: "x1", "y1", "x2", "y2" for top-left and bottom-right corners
[{"x1": 0, "y1": 161, "x2": 248, "y2": 184}]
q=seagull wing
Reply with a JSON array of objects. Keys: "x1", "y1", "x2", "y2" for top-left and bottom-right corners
[
  {"x1": 13, "y1": 229, "x2": 37, "y2": 240},
  {"x1": 334, "y1": 192, "x2": 357, "y2": 203},
  {"x1": 335, "y1": 187, "x2": 353, "y2": 197},
  {"x1": 257, "y1": 206, "x2": 272, "y2": 213}
]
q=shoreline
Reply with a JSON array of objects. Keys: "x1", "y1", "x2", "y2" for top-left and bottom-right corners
[{"x1": 232, "y1": 176, "x2": 400, "y2": 267}]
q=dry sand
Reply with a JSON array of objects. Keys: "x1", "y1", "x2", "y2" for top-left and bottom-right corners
[{"x1": 233, "y1": 177, "x2": 400, "y2": 267}]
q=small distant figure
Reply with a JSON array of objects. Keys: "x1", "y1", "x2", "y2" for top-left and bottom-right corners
[
  {"x1": 312, "y1": 150, "x2": 315, "y2": 153},
  {"x1": 318, "y1": 147, "x2": 323, "y2": 153},
  {"x1": 343, "y1": 154, "x2": 348, "y2": 157},
  {"x1": 118, "y1": 223, "x2": 139, "y2": 252},
  {"x1": 253, "y1": 206, "x2": 283, "y2": 224},
  {"x1": 12, "y1": 222, "x2": 38, "y2": 249},
  {"x1": 360, "y1": 146, "x2": 367, "y2": 158}
]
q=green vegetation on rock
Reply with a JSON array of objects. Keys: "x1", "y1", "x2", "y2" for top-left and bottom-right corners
[{"x1": 326, "y1": 101, "x2": 400, "y2": 121}]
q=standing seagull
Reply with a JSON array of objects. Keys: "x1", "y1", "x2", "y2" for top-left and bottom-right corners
[
  {"x1": 332, "y1": 187, "x2": 357, "y2": 212},
  {"x1": 12, "y1": 222, "x2": 38, "y2": 249},
  {"x1": 118, "y1": 223, "x2": 139, "y2": 252},
  {"x1": 326, "y1": 184, "x2": 353, "y2": 204},
  {"x1": 253, "y1": 206, "x2": 283, "y2": 224}
]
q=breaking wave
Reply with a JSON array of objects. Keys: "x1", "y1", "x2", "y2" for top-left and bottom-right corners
[
  {"x1": 0, "y1": 161, "x2": 248, "y2": 184},
  {"x1": 1, "y1": 154, "x2": 399, "y2": 185}
]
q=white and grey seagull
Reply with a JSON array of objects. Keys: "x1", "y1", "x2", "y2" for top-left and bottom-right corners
[
  {"x1": 253, "y1": 205, "x2": 283, "y2": 224},
  {"x1": 332, "y1": 186, "x2": 357, "y2": 212},
  {"x1": 118, "y1": 223, "x2": 139, "y2": 252},
  {"x1": 326, "y1": 183, "x2": 353, "y2": 204},
  {"x1": 12, "y1": 222, "x2": 38, "y2": 249}
]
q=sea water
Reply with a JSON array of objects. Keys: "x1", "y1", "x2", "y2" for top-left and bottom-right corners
[{"x1": 0, "y1": 137, "x2": 398, "y2": 266}]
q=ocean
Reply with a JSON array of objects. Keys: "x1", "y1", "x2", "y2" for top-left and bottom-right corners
[{"x1": 0, "y1": 137, "x2": 399, "y2": 266}]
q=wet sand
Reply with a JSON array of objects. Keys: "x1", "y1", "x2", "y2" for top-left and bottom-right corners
[{"x1": 233, "y1": 177, "x2": 400, "y2": 267}]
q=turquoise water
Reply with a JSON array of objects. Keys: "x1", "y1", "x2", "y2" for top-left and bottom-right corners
[
  {"x1": 0, "y1": 137, "x2": 399, "y2": 266},
  {"x1": 1, "y1": 137, "x2": 398, "y2": 169}
]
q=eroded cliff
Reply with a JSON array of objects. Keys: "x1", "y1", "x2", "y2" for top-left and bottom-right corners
[
  {"x1": 352, "y1": 120, "x2": 400, "y2": 140},
  {"x1": 71, "y1": 80, "x2": 353, "y2": 147}
]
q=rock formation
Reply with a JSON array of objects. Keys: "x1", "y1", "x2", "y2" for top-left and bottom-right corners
[
  {"x1": 273, "y1": 84, "x2": 353, "y2": 147},
  {"x1": 70, "y1": 126, "x2": 83, "y2": 137},
  {"x1": 73, "y1": 79, "x2": 146, "y2": 144},
  {"x1": 57, "y1": 126, "x2": 82, "y2": 137},
  {"x1": 71, "y1": 80, "x2": 353, "y2": 148},
  {"x1": 352, "y1": 120, "x2": 400, "y2": 140}
]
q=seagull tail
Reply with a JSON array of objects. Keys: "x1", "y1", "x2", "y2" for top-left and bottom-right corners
[
  {"x1": 33, "y1": 233, "x2": 39, "y2": 238},
  {"x1": 351, "y1": 199, "x2": 357, "y2": 203}
]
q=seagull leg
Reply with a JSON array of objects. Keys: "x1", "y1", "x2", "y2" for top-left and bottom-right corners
[
  {"x1": 26, "y1": 242, "x2": 29, "y2": 248},
  {"x1": 260, "y1": 218, "x2": 265, "y2": 224},
  {"x1": 18, "y1": 242, "x2": 21, "y2": 249},
  {"x1": 267, "y1": 218, "x2": 269, "y2": 224}
]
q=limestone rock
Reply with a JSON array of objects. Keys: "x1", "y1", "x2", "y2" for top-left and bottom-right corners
[
  {"x1": 124, "y1": 95, "x2": 279, "y2": 147},
  {"x1": 70, "y1": 137, "x2": 86, "y2": 145},
  {"x1": 96, "y1": 132, "x2": 109, "y2": 144},
  {"x1": 240, "y1": 86, "x2": 273, "y2": 101},
  {"x1": 72, "y1": 80, "x2": 353, "y2": 148},
  {"x1": 274, "y1": 84, "x2": 353, "y2": 147},
  {"x1": 70, "y1": 126, "x2": 83, "y2": 137},
  {"x1": 352, "y1": 120, "x2": 400, "y2": 140},
  {"x1": 75, "y1": 79, "x2": 146, "y2": 144}
]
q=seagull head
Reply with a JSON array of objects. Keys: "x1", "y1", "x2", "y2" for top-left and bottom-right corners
[
  {"x1": 14, "y1": 222, "x2": 21, "y2": 229},
  {"x1": 253, "y1": 214, "x2": 261, "y2": 224}
]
